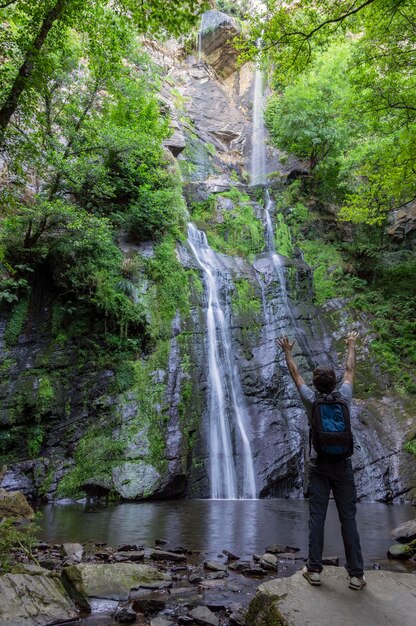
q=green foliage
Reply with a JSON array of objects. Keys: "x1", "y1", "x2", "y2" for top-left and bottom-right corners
[
  {"x1": 145, "y1": 238, "x2": 191, "y2": 340},
  {"x1": 216, "y1": 0, "x2": 251, "y2": 19},
  {"x1": 57, "y1": 428, "x2": 125, "y2": 498},
  {"x1": 274, "y1": 212, "x2": 293, "y2": 257},
  {"x1": 232, "y1": 278, "x2": 261, "y2": 316},
  {"x1": 0, "y1": 513, "x2": 41, "y2": 573},
  {"x1": 255, "y1": 1, "x2": 416, "y2": 223},
  {"x1": 0, "y1": 16, "x2": 187, "y2": 343},
  {"x1": 405, "y1": 439, "x2": 416, "y2": 456},
  {"x1": 4, "y1": 297, "x2": 28, "y2": 347},
  {"x1": 128, "y1": 183, "x2": 186, "y2": 242},
  {"x1": 299, "y1": 240, "x2": 350, "y2": 303},
  {"x1": 119, "y1": 343, "x2": 170, "y2": 469},
  {"x1": 0, "y1": 275, "x2": 30, "y2": 304},
  {"x1": 351, "y1": 258, "x2": 416, "y2": 394},
  {"x1": 265, "y1": 43, "x2": 352, "y2": 190},
  {"x1": 191, "y1": 191, "x2": 264, "y2": 259},
  {"x1": 27, "y1": 424, "x2": 45, "y2": 458}
]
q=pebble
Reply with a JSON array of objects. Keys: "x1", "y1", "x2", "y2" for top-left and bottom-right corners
[
  {"x1": 189, "y1": 571, "x2": 204, "y2": 584},
  {"x1": 206, "y1": 571, "x2": 227, "y2": 580},
  {"x1": 223, "y1": 549, "x2": 240, "y2": 560},
  {"x1": 149, "y1": 549, "x2": 187, "y2": 562},
  {"x1": 115, "y1": 605, "x2": 137, "y2": 623},
  {"x1": 117, "y1": 544, "x2": 141, "y2": 551}
]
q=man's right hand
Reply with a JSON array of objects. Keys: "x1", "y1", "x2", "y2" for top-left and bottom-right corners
[
  {"x1": 346, "y1": 331, "x2": 359, "y2": 346},
  {"x1": 277, "y1": 336, "x2": 295, "y2": 353}
]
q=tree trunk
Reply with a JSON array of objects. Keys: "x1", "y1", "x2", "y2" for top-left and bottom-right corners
[{"x1": 0, "y1": 0, "x2": 66, "y2": 138}]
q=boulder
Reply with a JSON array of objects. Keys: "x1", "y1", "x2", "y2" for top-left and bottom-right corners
[
  {"x1": 188, "y1": 605, "x2": 219, "y2": 626},
  {"x1": 203, "y1": 560, "x2": 227, "y2": 572},
  {"x1": 387, "y1": 542, "x2": 416, "y2": 559},
  {"x1": 0, "y1": 488, "x2": 34, "y2": 520},
  {"x1": 246, "y1": 567, "x2": 416, "y2": 626},
  {"x1": 61, "y1": 542, "x2": 83, "y2": 561},
  {"x1": 391, "y1": 518, "x2": 416, "y2": 543},
  {"x1": 0, "y1": 572, "x2": 78, "y2": 626},
  {"x1": 62, "y1": 563, "x2": 170, "y2": 605},
  {"x1": 200, "y1": 11, "x2": 241, "y2": 79},
  {"x1": 112, "y1": 461, "x2": 161, "y2": 499}
]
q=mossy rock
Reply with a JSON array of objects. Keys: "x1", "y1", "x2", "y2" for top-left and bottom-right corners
[
  {"x1": 387, "y1": 542, "x2": 416, "y2": 560},
  {"x1": 62, "y1": 563, "x2": 170, "y2": 604},
  {"x1": 245, "y1": 593, "x2": 286, "y2": 626},
  {"x1": 0, "y1": 488, "x2": 34, "y2": 520}
]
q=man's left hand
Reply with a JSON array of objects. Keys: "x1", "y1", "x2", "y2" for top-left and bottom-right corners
[{"x1": 277, "y1": 336, "x2": 295, "y2": 353}]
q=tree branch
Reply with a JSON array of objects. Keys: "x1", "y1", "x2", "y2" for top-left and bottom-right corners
[
  {"x1": 0, "y1": 0, "x2": 66, "y2": 138},
  {"x1": 265, "y1": 0, "x2": 377, "y2": 52},
  {"x1": 0, "y1": 1, "x2": 18, "y2": 9}
]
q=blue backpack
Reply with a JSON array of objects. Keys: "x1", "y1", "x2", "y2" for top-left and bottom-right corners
[{"x1": 310, "y1": 391, "x2": 354, "y2": 459}]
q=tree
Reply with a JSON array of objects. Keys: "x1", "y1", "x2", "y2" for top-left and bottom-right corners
[
  {"x1": 252, "y1": 0, "x2": 416, "y2": 223},
  {"x1": 265, "y1": 44, "x2": 352, "y2": 187},
  {"x1": 0, "y1": 0, "x2": 208, "y2": 138},
  {"x1": 0, "y1": 19, "x2": 186, "y2": 337}
]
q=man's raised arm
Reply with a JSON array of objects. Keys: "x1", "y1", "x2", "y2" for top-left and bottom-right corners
[
  {"x1": 277, "y1": 336, "x2": 305, "y2": 390},
  {"x1": 343, "y1": 331, "x2": 358, "y2": 386}
]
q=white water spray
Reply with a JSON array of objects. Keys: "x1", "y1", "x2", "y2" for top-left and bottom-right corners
[{"x1": 187, "y1": 224, "x2": 257, "y2": 499}]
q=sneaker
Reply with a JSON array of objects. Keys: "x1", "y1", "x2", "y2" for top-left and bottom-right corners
[
  {"x1": 349, "y1": 575, "x2": 367, "y2": 590},
  {"x1": 302, "y1": 566, "x2": 321, "y2": 586}
]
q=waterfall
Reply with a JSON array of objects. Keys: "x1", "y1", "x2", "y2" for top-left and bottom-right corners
[
  {"x1": 265, "y1": 190, "x2": 317, "y2": 361},
  {"x1": 197, "y1": 19, "x2": 202, "y2": 63},
  {"x1": 250, "y1": 44, "x2": 266, "y2": 186},
  {"x1": 187, "y1": 224, "x2": 257, "y2": 499}
]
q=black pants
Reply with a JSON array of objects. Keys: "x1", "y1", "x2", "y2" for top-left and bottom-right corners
[{"x1": 307, "y1": 458, "x2": 364, "y2": 577}]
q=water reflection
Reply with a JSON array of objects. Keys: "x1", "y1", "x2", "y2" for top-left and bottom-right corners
[{"x1": 38, "y1": 500, "x2": 416, "y2": 565}]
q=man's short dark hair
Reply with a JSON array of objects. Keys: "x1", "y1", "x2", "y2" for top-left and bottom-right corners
[{"x1": 312, "y1": 366, "x2": 336, "y2": 394}]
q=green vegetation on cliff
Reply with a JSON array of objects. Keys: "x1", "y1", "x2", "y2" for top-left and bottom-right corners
[
  {"x1": 191, "y1": 188, "x2": 264, "y2": 259},
  {"x1": 0, "y1": 1, "x2": 205, "y2": 478}
]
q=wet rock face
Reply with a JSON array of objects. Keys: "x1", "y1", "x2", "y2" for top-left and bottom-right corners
[
  {"x1": 0, "y1": 299, "x2": 190, "y2": 502},
  {"x1": 181, "y1": 232, "x2": 416, "y2": 501},
  {"x1": 200, "y1": 11, "x2": 241, "y2": 79}
]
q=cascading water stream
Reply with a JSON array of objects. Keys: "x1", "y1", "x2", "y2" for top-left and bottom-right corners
[
  {"x1": 187, "y1": 224, "x2": 257, "y2": 500},
  {"x1": 197, "y1": 24, "x2": 202, "y2": 63},
  {"x1": 250, "y1": 42, "x2": 266, "y2": 186},
  {"x1": 264, "y1": 190, "x2": 313, "y2": 360}
]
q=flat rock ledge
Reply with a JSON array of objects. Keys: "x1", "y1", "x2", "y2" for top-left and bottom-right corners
[{"x1": 246, "y1": 567, "x2": 416, "y2": 626}]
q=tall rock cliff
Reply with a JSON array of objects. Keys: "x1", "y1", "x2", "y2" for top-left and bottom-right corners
[{"x1": 1, "y1": 11, "x2": 415, "y2": 503}]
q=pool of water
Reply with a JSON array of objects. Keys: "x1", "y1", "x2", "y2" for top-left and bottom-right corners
[{"x1": 38, "y1": 499, "x2": 416, "y2": 567}]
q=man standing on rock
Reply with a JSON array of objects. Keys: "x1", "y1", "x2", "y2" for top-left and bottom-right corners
[{"x1": 277, "y1": 332, "x2": 366, "y2": 590}]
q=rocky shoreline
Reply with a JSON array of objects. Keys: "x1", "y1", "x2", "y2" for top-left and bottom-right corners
[
  {"x1": 2, "y1": 488, "x2": 416, "y2": 625},
  {"x1": 1, "y1": 532, "x2": 307, "y2": 625}
]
